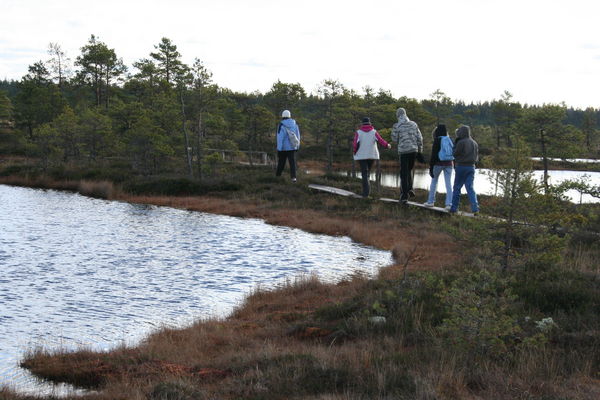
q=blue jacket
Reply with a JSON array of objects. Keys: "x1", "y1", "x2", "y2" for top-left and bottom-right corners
[{"x1": 277, "y1": 118, "x2": 300, "y2": 151}]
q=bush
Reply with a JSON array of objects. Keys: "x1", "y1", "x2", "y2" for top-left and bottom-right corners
[
  {"x1": 123, "y1": 177, "x2": 242, "y2": 196},
  {"x1": 437, "y1": 268, "x2": 522, "y2": 357},
  {"x1": 0, "y1": 164, "x2": 39, "y2": 177},
  {"x1": 513, "y1": 268, "x2": 600, "y2": 315}
]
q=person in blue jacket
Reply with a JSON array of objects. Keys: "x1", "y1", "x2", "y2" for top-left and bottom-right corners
[
  {"x1": 424, "y1": 124, "x2": 454, "y2": 209},
  {"x1": 276, "y1": 109, "x2": 301, "y2": 182}
]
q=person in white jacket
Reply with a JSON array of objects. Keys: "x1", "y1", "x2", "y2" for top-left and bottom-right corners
[{"x1": 353, "y1": 117, "x2": 391, "y2": 197}]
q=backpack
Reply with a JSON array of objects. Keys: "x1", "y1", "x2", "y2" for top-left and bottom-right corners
[
  {"x1": 438, "y1": 136, "x2": 454, "y2": 161},
  {"x1": 282, "y1": 124, "x2": 299, "y2": 149}
]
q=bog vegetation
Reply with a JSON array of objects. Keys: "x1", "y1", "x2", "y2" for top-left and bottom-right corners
[{"x1": 0, "y1": 36, "x2": 599, "y2": 399}]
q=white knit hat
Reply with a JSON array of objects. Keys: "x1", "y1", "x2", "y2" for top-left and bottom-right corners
[{"x1": 281, "y1": 110, "x2": 291, "y2": 118}]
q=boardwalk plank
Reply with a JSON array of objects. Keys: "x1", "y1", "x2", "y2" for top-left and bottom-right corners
[{"x1": 310, "y1": 184, "x2": 476, "y2": 217}]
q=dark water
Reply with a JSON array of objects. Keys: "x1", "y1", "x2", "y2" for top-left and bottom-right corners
[{"x1": 0, "y1": 185, "x2": 391, "y2": 395}]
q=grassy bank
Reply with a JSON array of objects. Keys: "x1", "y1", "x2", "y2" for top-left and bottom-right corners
[{"x1": 1, "y1": 161, "x2": 599, "y2": 399}]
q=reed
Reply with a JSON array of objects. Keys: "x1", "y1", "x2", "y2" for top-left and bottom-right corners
[{"x1": 78, "y1": 180, "x2": 115, "y2": 199}]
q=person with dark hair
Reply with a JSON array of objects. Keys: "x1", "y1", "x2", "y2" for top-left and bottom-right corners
[
  {"x1": 391, "y1": 108, "x2": 423, "y2": 204},
  {"x1": 449, "y1": 125, "x2": 479, "y2": 214},
  {"x1": 353, "y1": 117, "x2": 391, "y2": 197},
  {"x1": 424, "y1": 124, "x2": 454, "y2": 209},
  {"x1": 276, "y1": 109, "x2": 300, "y2": 182}
]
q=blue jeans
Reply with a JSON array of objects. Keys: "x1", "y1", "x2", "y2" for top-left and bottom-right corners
[
  {"x1": 427, "y1": 165, "x2": 453, "y2": 206},
  {"x1": 450, "y1": 165, "x2": 479, "y2": 212}
]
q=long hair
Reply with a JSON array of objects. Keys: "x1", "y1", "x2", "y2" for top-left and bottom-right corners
[{"x1": 432, "y1": 124, "x2": 447, "y2": 139}]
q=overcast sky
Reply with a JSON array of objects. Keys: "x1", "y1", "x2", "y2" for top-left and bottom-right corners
[{"x1": 1, "y1": 0, "x2": 599, "y2": 108}]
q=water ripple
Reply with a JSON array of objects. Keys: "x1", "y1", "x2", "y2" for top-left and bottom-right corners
[{"x1": 0, "y1": 184, "x2": 391, "y2": 395}]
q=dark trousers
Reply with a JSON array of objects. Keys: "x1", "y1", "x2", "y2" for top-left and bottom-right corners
[
  {"x1": 399, "y1": 152, "x2": 416, "y2": 200},
  {"x1": 359, "y1": 159, "x2": 375, "y2": 197},
  {"x1": 276, "y1": 150, "x2": 296, "y2": 178}
]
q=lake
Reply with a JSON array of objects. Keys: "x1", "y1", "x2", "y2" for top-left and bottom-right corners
[
  {"x1": 349, "y1": 168, "x2": 600, "y2": 204},
  {"x1": 0, "y1": 185, "x2": 391, "y2": 395}
]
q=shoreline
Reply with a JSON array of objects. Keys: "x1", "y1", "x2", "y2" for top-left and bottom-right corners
[
  {"x1": 1, "y1": 175, "x2": 462, "y2": 395},
  {"x1": 0, "y1": 175, "x2": 458, "y2": 266},
  {"x1": 2, "y1": 171, "x2": 598, "y2": 400}
]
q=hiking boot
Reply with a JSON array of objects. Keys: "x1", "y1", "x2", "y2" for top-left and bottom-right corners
[{"x1": 423, "y1": 202, "x2": 434, "y2": 207}]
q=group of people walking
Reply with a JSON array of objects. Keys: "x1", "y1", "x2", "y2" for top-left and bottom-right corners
[{"x1": 275, "y1": 107, "x2": 480, "y2": 214}]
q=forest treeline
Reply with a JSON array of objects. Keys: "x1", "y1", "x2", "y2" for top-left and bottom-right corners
[{"x1": 0, "y1": 35, "x2": 599, "y2": 178}]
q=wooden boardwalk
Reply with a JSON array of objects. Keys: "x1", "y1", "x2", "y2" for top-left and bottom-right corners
[
  {"x1": 308, "y1": 184, "x2": 600, "y2": 237},
  {"x1": 308, "y1": 184, "x2": 477, "y2": 217},
  {"x1": 307, "y1": 184, "x2": 362, "y2": 199}
]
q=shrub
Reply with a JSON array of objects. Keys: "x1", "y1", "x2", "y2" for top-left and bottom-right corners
[
  {"x1": 0, "y1": 164, "x2": 35, "y2": 177},
  {"x1": 123, "y1": 177, "x2": 241, "y2": 196},
  {"x1": 513, "y1": 268, "x2": 600, "y2": 316},
  {"x1": 437, "y1": 268, "x2": 522, "y2": 357}
]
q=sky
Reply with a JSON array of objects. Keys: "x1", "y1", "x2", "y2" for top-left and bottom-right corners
[{"x1": 1, "y1": 0, "x2": 599, "y2": 109}]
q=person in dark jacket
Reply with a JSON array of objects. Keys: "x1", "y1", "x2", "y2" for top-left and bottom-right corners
[
  {"x1": 276, "y1": 109, "x2": 301, "y2": 182},
  {"x1": 352, "y1": 117, "x2": 391, "y2": 197},
  {"x1": 424, "y1": 124, "x2": 453, "y2": 208},
  {"x1": 449, "y1": 125, "x2": 479, "y2": 214}
]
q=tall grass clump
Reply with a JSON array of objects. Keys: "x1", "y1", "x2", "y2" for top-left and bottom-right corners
[{"x1": 78, "y1": 180, "x2": 115, "y2": 199}]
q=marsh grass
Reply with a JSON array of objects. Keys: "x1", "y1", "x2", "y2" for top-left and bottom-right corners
[
  {"x1": 18, "y1": 260, "x2": 600, "y2": 399},
  {"x1": 78, "y1": 180, "x2": 115, "y2": 199},
  {"x1": 2, "y1": 163, "x2": 599, "y2": 399},
  {"x1": 564, "y1": 243, "x2": 600, "y2": 278}
]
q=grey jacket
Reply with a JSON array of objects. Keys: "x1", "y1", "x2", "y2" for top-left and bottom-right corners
[
  {"x1": 391, "y1": 108, "x2": 423, "y2": 154},
  {"x1": 453, "y1": 125, "x2": 479, "y2": 166}
]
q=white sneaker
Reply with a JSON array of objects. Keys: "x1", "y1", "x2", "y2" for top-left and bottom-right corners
[
  {"x1": 423, "y1": 202, "x2": 434, "y2": 207},
  {"x1": 445, "y1": 205, "x2": 452, "y2": 210},
  {"x1": 292, "y1": 178, "x2": 297, "y2": 183}
]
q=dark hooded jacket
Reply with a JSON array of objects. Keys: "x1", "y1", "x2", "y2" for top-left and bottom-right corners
[{"x1": 453, "y1": 125, "x2": 478, "y2": 166}]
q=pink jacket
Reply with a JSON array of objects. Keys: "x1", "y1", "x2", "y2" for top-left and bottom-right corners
[{"x1": 353, "y1": 124, "x2": 389, "y2": 156}]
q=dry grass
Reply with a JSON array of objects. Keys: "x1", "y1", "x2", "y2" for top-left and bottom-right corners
[
  {"x1": 20, "y1": 264, "x2": 600, "y2": 399},
  {"x1": 77, "y1": 180, "x2": 116, "y2": 199},
  {"x1": 565, "y1": 244, "x2": 600, "y2": 278},
  {"x1": 3, "y1": 173, "x2": 599, "y2": 399},
  {"x1": 0, "y1": 175, "x2": 80, "y2": 191},
  {"x1": 0, "y1": 176, "x2": 118, "y2": 200}
]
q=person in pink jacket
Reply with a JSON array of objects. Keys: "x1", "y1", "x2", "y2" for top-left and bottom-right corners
[{"x1": 353, "y1": 117, "x2": 391, "y2": 197}]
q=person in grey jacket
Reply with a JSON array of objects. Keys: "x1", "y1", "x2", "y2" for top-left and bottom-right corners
[
  {"x1": 449, "y1": 125, "x2": 479, "y2": 214},
  {"x1": 391, "y1": 108, "x2": 423, "y2": 203}
]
